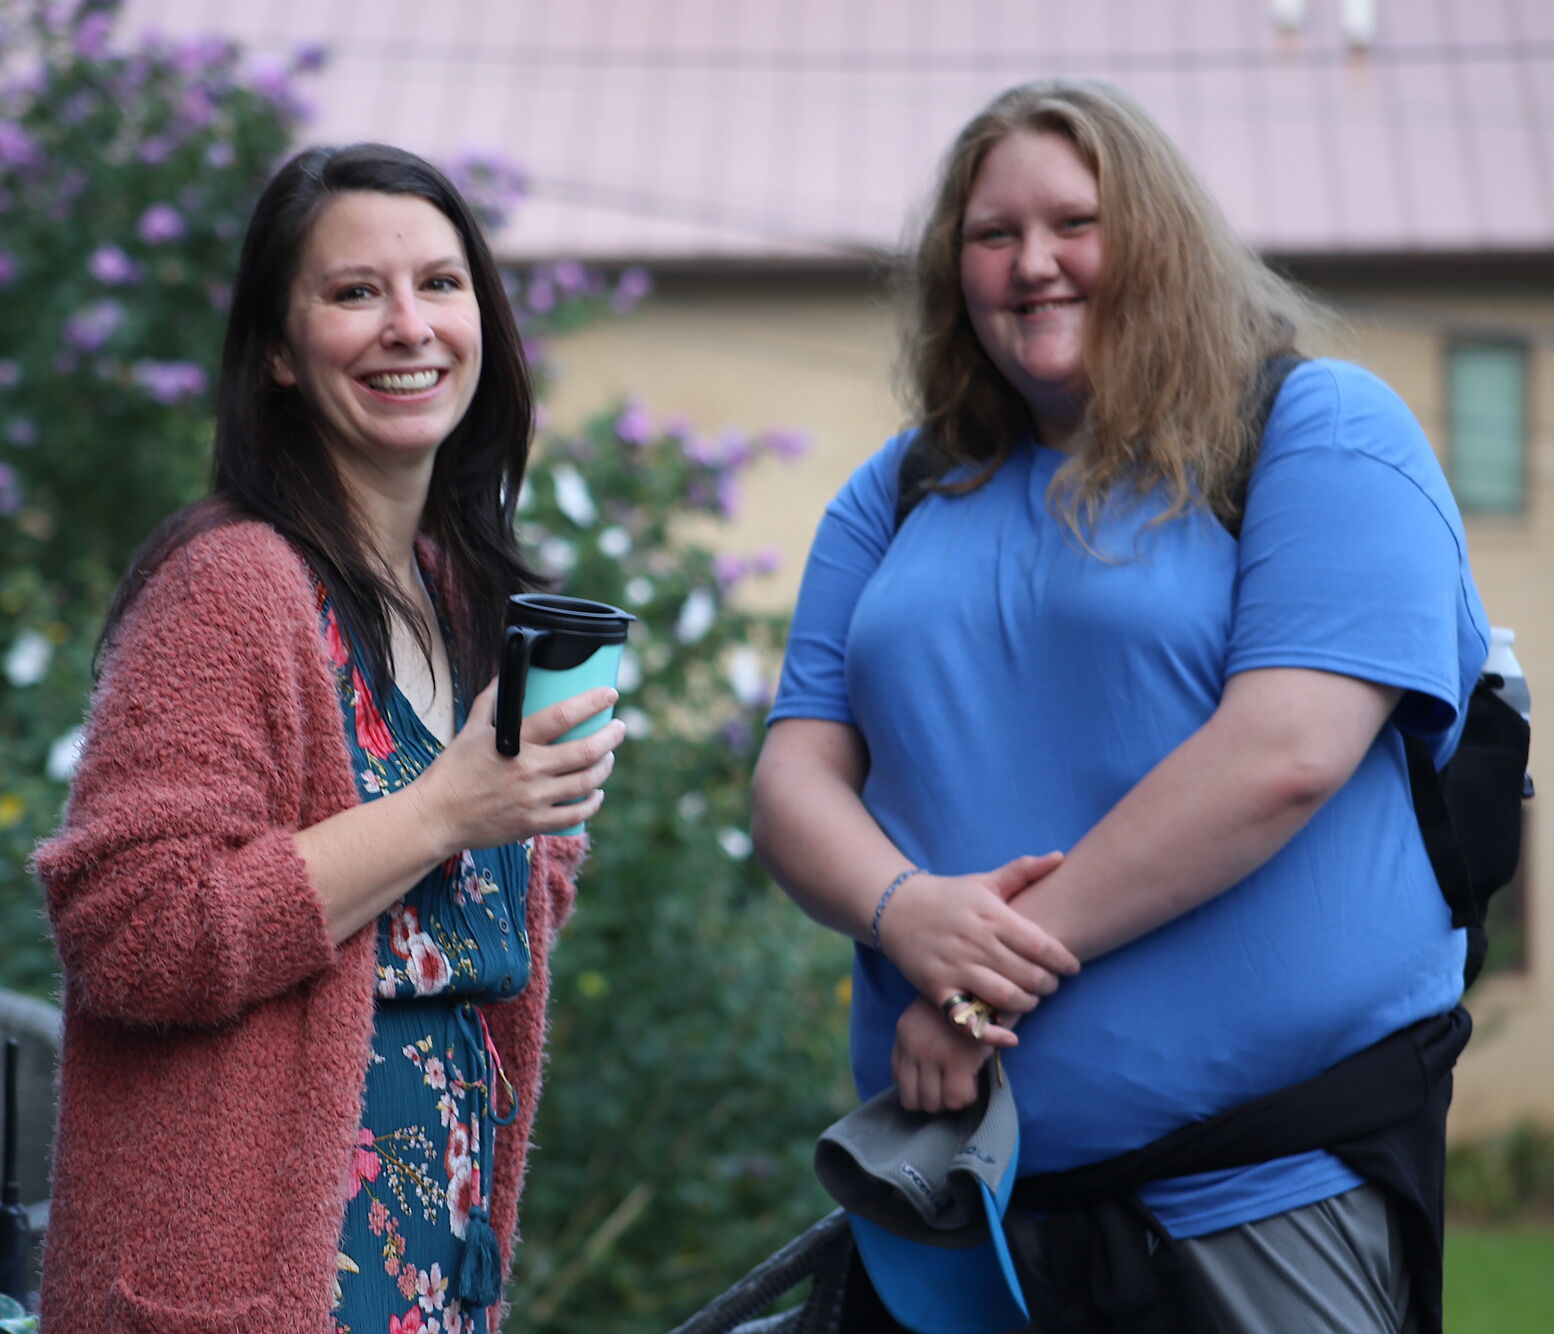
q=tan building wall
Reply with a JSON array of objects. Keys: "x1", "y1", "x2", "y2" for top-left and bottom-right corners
[{"x1": 543, "y1": 271, "x2": 1554, "y2": 1141}]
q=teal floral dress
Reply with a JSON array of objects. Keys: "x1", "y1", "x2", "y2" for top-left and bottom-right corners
[{"x1": 317, "y1": 581, "x2": 532, "y2": 1334}]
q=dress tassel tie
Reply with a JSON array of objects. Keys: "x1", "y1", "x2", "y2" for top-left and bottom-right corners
[
  {"x1": 458, "y1": 1203, "x2": 506, "y2": 1310},
  {"x1": 455, "y1": 1003, "x2": 522, "y2": 1318}
]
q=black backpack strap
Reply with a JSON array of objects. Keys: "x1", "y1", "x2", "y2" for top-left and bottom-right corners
[
  {"x1": 1218, "y1": 353, "x2": 1307, "y2": 538},
  {"x1": 1404, "y1": 731, "x2": 1476, "y2": 931},
  {"x1": 892, "y1": 434, "x2": 951, "y2": 533}
]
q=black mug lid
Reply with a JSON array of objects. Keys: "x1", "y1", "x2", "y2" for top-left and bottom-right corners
[{"x1": 505, "y1": 593, "x2": 636, "y2": 643}]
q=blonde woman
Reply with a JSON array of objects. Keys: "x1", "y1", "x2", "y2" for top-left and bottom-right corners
[{"x1": 754, "y1": 81, "x2": 1486, "y2": 1334}]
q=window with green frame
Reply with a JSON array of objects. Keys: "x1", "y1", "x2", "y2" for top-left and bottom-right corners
[{"x1": 1446, "y1": 340, "x2": 1528, "y2": 514}]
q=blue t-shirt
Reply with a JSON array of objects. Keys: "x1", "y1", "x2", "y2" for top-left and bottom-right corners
[{"x1": 770, "y1": 359, "x2": 1490, "y2": 1237}]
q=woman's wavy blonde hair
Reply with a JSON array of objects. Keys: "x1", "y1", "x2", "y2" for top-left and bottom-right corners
[{"x1": 901, "y1": 78, "x2": 1321, "y2": 537}]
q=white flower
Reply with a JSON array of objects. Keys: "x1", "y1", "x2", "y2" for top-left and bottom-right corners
[
  {"x1": 618, "y1": 706, "x2": 652, "y2": 738},
  {"x1": 45, "y1": 726, "x2": 85, "y2": 783},
  {"x1": 597, "y1": 525, "x2": 632, "y2": 558},
  {"x1": 717, "y1": 826, "x2": 753, "y2": 860},
  {"x1": 538, "y1": 535, "x2": 577, "y2": 573},
  {"x1": 677, "y1": 792, "x2": 707, "y2": 822},
  {"x1": 552, "y1": 464, "x2": 597, "y2": 527},
  {"x1": 616, "y1": 647, "x2": 642, "y2": 692},
  {"x1": 675, "y1": 588, "x2": 717, "y2": 644},
  {"x1": 4, "y1": 629, "x2": 51, "y2": 687},
  {"x1": 624, "y1": 576, "x2": 654, "y2": 606},
  {"x1": 726, "y1": 646, "x2": 768, "y2": 708}
]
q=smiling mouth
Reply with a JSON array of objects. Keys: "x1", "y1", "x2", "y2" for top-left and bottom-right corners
[
  {"x1": 1013, "y1": 297, "x2": 1084, "y2": 315},
  {"x1": 362, "y1": 370, "x2": 443, "y2": 393}
]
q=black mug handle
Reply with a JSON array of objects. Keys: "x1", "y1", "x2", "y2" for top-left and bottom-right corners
[{"x1": 495, "y1": 625, "x2": 544, "y2": 755}]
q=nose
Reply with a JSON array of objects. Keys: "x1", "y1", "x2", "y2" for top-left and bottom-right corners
[
  {"x1": 382, "y1": 286, "x2": 433, "y2": 347},
  {"x1": 1014, "y1": 231, "x2": 1060, "y2": 282}
]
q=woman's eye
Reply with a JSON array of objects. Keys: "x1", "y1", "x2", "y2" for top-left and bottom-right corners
[
  {"x1": 1062, "y1": 216, "x2": 1097, "y2": 232},
  {"x1": 425, "y1": 275, "x2": 463, "y2": 293},
  {"x1": 332, "y1": 284, "x2": 375, "y2": 303}
]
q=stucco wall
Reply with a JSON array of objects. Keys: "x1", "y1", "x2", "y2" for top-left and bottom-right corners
[{"x1": 542, "y1": 271, "x2": 1554, "y2": 1140}]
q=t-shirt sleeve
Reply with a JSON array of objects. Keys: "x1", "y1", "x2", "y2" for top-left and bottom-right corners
[
  {"x1": 768, "y1": 435, "x2": 908, "y2": 726},
  {"x1": 1225, "y1": 361, "x2": 1484, "y2": 742}
]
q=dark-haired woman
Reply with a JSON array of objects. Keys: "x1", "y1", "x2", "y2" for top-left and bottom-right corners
[
  {"x1": 754, "y1": 80, "x2": 1487, "y2": 1333},
  {"x1": 34, "y1": 144, "x2": 624, "y2": 1333}
]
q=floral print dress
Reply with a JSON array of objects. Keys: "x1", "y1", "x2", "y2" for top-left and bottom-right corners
[{"x1": 318, "y1": 582, "x2": 532, "y2": 1334}]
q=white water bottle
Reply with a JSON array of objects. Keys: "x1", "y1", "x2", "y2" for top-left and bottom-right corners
[{"x1": 1484, "y1": 626, "x2": 1531, "y2": 722}]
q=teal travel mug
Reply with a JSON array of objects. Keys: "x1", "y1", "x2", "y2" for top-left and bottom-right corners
[{"x1": 495, "y1": 594, "x2": 636, "y2": 835}]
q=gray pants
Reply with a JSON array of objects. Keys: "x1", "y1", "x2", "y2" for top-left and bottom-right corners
[{"x1": 1005, "y1": 1183, "x2": 1417, "y2": 1334}]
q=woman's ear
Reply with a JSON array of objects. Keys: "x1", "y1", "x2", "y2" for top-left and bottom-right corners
[{"x1": 270, "y1": 345, "x2": 297, "y2": 388}]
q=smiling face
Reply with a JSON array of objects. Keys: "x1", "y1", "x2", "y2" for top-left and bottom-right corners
[
  {"x1": 272, "y1": 190, "x2": 482, "y2": 479},
  {"x1": 959, "y1": 129, "x2": 1103, "y2": 446}
]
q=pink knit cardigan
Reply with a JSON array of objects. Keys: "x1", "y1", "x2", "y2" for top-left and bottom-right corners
[{"x1": 33, "y1": 521, "x2": 583, "y2": 1333}]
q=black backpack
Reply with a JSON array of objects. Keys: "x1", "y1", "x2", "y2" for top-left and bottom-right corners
[{"x1": 892, "y1": 357, "x2": 1533, "y2": 986}]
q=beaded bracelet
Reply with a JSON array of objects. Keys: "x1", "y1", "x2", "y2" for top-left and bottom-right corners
[{"x1": 870, "y1": 866, "x2": 925, "y2": 952}]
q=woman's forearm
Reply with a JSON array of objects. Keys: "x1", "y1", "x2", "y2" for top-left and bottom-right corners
[
  {"x1": 295, "y1": 784, "x2": 453, "y2": 943},
  {"x1": 751, "y1": 719, "x2": 914, "y2": 943},
  {"x1": 1013, "y1": 668, "x2": 1402, "y2": 960}
]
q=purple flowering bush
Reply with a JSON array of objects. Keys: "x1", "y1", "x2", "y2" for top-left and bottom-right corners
[
  {"x1": 1, "y1": 3, "x2": 850, "y2": 1326},
  {"x1": 0, "y1": 0, "x2": 316, "y2": 997},
  {"x1": 503, "y1": 316, "x2": 853, "y2": 1334}
]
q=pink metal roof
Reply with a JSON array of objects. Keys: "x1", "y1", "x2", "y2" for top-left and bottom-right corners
[{"x1": 116, "y1": 0, "x2": 1554, "y2": 262}]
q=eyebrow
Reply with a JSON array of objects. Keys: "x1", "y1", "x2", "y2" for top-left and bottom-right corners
[{"x1": 314, "y1": 256, "x2": 471, "y2": 284}]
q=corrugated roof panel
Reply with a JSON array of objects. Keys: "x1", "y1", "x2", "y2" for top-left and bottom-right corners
[
  {"x1": 1511, "y1": 0, "x2": 1554, "y2": 41},
  {"x1": 1191, "y1": 66, "x2": 1265, "y2": 244},
  {"x1": 109, "y1": 0, "x2": 1554, "y2": 261},
  {"x1": 1256, "y1": 60, "x2": 1339, "y2": 251},
  {"x1": 1388, "y1": 56, "x2": 1478, "y2": 250},
  {"x1": 1454, "y1": 58, "x2": 1548, "y2": 247},
  {"x1": 1319, "y1": 60, "x2": 1410, "y2": 250}
]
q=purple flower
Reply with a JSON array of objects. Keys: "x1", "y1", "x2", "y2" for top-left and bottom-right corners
[
  {"x1": 760, "y1": 427, "x2": 811, "y2": 461},
  {"x1": 291, "y1": 42, "x2": 329, "y2": 74},
  {"x1": 0, "y1": 123, "x2": 40, "y2": 170},
  {"x1": 720, "y1": 718, "x2": 753, "y2": 752},
  {"x1": 171, "y1": 35, "x2": 232, "y2": 76},
  {"x1": 131, "y1": 360, "x2": 208, "y2": 405},
  {"x1": 177, "y1": 85, "x2": 215, "y2": 131},
  {"x1": 5, "y1": 417, "x2": 37, "y2": 446},
  {"x1": 525, "y1": 277, "x2": 555, "y2": 314},
  {"x1": 138, "y1": 203, "x2": 185, "y2": 245},
  {"x1": 750, "y1": 547, "x2": 782, "y2": 575},
  {"x1": 716, "y1": 429, "x2": 752, "y2": 469},
  {"x1": 205, "y1": 140, "x2": 236, "y2": 169},
  {"x1": 88, "y1": 244, "x2": 140, "y2": 286},
  {"x1": 63, "y1": 299, "x2": 125, "y2": 352},
  {"x1": 611, "y1": 266, "x2": 653, "y2": 313},
  {"x1": 680, "y1": 431, "x2": 719, "y2": 468},
  {"x1": 0, "y1": 462, "x2": 21, "y2": 516},
  {"x1": 59, "y1": 90, "x2": 97, "y2": 125},
  {"x1": 0, "y1": 359, "x2": 20, "y2": 387},
  {"x1": 207, "y1": 282, "x2": 231, "y2": 312},
  {"x1": 138, "y1": 137, "x2": 173, "y2": 165},
  {"x1": 552, "y1": 260, "x2": 588, "y2": 295},
  {"x1": 613, "y1": 401, "x2": 654, "y2": 446},
  {"x1": 713, "y1": 553, "x2": 747, "y2": 587},
  {"x1": 716, "y1": 472, "x2": 741, "y2": 518},
  {"x1": 74, "y1": 12, "x2": 113, "y2": 60},
  {"x1": 248, "y1": 57, "x2": 291, "y2": 104},
  {"x1": 0, "y1": 251, "x2": 15, "y2": 287}
]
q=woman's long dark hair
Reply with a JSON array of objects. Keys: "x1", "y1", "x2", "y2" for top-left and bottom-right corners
[{"x1": 101, "y1": 142, "x2": 545, "y2": 696}]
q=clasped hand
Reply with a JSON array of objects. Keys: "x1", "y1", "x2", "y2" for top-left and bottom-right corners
[{"x1": 881, "y1": 852, "x2": 1077, "y2": 1112}]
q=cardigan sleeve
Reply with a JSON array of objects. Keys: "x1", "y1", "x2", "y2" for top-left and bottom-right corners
[{"x1": 34, "y1": 525, "x2": 345, "y2": 1028}]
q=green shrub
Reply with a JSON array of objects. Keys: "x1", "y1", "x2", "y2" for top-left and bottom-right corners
[{"x1": 1447, "y1": 1122, "x2": 1554, "y2": 1223}]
